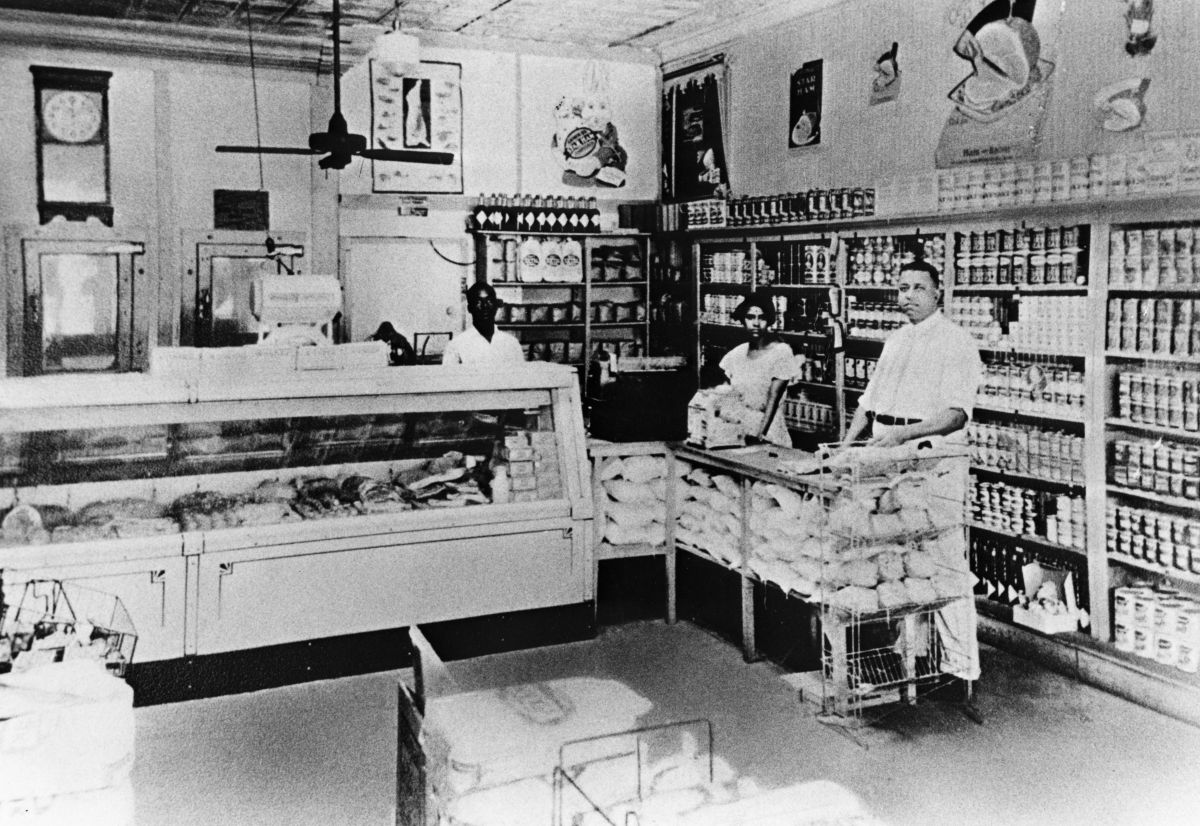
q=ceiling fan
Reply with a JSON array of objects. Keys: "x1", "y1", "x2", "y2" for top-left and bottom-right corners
[{"x1": 216, "y1": 0, "x2": 452, "y2": 171}]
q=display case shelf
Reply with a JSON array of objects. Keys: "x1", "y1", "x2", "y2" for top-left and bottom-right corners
[
  {"x1": 1107, "y1": 484, "x2": 1200, "y2": 510},
  {"x1": 699, "y1": 281, "x2": 752, "y2": 291},
  {"x1": 969, "y1": 465, "x2": 1086, "y2": 491},
  {"x1": 968, "y1": 522, "x2": 1087, "y2": 558},
  {"x1": 1108, "y1": 553, "x2": 1200, "y2": 586},
  {"x1": 1105, "y1": 418, "x2": 1200, "y2": 441},
  {"x1": 792, "y1": 379, "x2": 836, "y2": 391}
]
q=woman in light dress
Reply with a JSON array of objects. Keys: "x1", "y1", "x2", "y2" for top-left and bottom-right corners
[{"x1": 718, "y1": 294, "x2": 803, "y2": 446}]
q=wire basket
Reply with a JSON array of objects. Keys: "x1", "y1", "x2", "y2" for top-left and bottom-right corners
[{"x1": 0, "y1": 579, "x2": 138, "y2": 678}]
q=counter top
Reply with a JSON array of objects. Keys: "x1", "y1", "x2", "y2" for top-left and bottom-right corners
[{"x1": 671, "y1": 443, "x2": 842, "y2": 493}]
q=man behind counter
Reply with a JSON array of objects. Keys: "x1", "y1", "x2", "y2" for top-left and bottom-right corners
[
  {"x1": 441, "y1": 281, "x2": 525, "y2": 366},
  {"x1": 843, "y1": 258, "x2": 982, "y2": 447}
]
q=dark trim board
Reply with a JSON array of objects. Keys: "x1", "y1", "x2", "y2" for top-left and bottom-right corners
[{"x1": 127, "y1": 602, "x2": 596, "y2": 706}]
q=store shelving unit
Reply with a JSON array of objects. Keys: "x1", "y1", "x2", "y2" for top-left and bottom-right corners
[
  {"x1": 679, "y1": 196, "x2": 1200, "y2": 689},
  {"x1": 472, "y1": 231, "x2": 651, "y2": 370}
]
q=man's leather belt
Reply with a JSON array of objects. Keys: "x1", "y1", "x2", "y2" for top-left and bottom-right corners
[{"x1": 874, "y1": 413, "x2": 922, "y2": 426}]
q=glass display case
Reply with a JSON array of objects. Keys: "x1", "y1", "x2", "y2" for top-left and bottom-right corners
[{"x1": 0, "y1": 363, "x2": 593, "y2": 661}]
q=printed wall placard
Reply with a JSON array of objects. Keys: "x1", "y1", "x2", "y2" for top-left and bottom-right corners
[
  {"x1": 789, "y1": 59, "x2": 823, "y2": 148},
  {"x1": 935, "y1": 0, "x2": 1060, "y2": 167},
  {"x1": 868, "y1": 42, "x2": 901, "y2": 106},
  {"x1": 370, "y1": 60, "x2": 463, "y2": 193}
]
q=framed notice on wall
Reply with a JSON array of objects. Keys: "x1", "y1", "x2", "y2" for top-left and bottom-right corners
[
  {"x1": 370, "y1": 60, "x2": 463, "y2": 194},
  {"x1": 789, "y1": 59, "x2": 823, "y2": 149}
]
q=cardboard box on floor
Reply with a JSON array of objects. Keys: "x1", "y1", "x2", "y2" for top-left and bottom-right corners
[{"x1": 1013, "y1": 561, "x2": 1080, "y2": 635}]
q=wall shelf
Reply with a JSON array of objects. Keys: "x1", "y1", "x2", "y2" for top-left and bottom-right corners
[
  {"x1": 1106, "y1": 351, "x2": 1200, "y2": 365},
  {"x1": 972, "y1": 404, "x2": 1086, "y2": 425},
  {"x1": 1107, "y1": 484, "x2": 1200, "y2": 511},
  {"x1": 969, "y1": 522, "x2": 1087, "y2": 558},
  {"x1": 1109, "y1": 553, "x2": 1200, "y2": 586},
  {"x1": 970, "y1": 465, "x2": 1086, "y2": 490},
  {"x1": 1105, "y1": 418, "x2": 1200, "y2": 441}
]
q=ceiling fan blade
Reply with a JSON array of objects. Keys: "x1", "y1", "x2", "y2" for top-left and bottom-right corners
[
  {"x1": 358, "y1": 148, "x2": 455, "y2": 165},
  {"x1": 216, "y1": 145, "x2": 322, "y2": 155}
]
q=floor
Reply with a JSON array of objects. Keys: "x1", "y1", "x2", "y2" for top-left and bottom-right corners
[{"x1": 132, "y1": 620, "x2": 1200, "y2": 826}]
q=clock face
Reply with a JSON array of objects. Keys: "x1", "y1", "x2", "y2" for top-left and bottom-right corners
[{"x1": 43, "y1": 90, "x2": 103, "y2": 143}]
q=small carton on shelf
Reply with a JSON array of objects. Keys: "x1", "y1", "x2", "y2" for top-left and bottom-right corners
[{"x1": 1013, "y1": 561, "x2": 1081, "y2": 635}]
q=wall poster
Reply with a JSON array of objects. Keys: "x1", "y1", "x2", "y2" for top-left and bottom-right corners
[
  {"x1": 550, "y1": 62, "x2": 629, "y2": 188},
  {"x1": 936, "y1": 0, "x2": 1065, "y2": 168},
  {"x1": 868, "y1": 42, "x2": 901, "y2": 106},
  {"x1": 662, "y1": 60, "x2": 729, "y2": 203},
  {"x1": 370, "y1": 60, "x2": 463, "y2": 194},
  {"x1": 789, "y1": 59, "x2": 823, "y2": 148}
]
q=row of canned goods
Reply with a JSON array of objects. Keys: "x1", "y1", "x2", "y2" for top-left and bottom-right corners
[
  {"x1": 956, "y1": 225, "x2": 1086, "y2": 256},
  {"x1": 1110, "y1": 439, "x2": 1200, "y2": 500},
  {"x1": 726, "y1": 188, "x2": 876, "y2": 226},
  {"x1": 1107, "y1": 502, "x2": 1200, "y2": 576},
  {"x1": 954, "y1": 251, "x2": 1087, "y2": 286},
  {"x1": 1116, "y1": 371, "x2": 1200, "y2": 433},
  {"x1": 1108, "y1": 225, "x2": 1200, "y2": 286},
  {"x1": 1106, "y1": 298, "x2": 1200, "y2": 357},
  {"x1": 1112, "y1": 585, "x2": 1200, "y2": 673}
]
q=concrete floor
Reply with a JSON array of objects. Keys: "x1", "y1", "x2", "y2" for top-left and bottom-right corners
[{"x1": 133, "y1": 620, "x2": 1200, "y2": 826}]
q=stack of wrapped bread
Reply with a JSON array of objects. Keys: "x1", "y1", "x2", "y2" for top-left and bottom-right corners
[
  {"x1": 597, "y1": 455, "x2": 668, "y2": 547},
  {"x1": 675, "y1": 465, "x2": 742, "y2": 565}
]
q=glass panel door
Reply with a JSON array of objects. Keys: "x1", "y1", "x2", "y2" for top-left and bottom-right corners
[{"x1": 39, "y1": 252, "x2": 119, "y2": 373}]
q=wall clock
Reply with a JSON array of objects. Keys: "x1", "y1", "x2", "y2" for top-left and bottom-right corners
[{"x1": 31, "y1": 66, "x2": 114, "y2": 227}]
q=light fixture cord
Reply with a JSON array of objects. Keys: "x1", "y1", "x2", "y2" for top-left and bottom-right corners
[{"x1": 246, "y1": 0, "x2": 266, "y2": 192}]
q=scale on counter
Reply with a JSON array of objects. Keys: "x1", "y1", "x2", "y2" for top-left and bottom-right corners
[{"x1": 250, "y1": 275, "x2": 342, "y2": 346}]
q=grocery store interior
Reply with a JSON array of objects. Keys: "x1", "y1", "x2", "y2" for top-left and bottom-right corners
[{"x1": 1, "y1": 0, "x2": 1199, "y2": 824}]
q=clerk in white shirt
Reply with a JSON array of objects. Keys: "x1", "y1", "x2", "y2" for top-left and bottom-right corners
[
  {"x1": 843, "y1": 259, "x2": 982, "y2": 447},
  {"x1": 441, "y1": 282, "x2": 525, "y2": 366},
  {"x1": 843, "y1": 258, "x2": 984, "y2": 686}
]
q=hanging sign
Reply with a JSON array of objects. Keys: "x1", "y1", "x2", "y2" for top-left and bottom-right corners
[{"x1": 789, "y1": 59, "x2": 823, "y2": 149}]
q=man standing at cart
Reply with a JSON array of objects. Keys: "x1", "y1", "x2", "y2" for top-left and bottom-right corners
[{"x1": 843, "y1": 258, "x2": 984, "y2": 693}]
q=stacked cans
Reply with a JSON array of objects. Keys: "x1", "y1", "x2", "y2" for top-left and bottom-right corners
[
  {"x1": 1110, "y1": 438, "x2": 1200, "y2": 500},
  {"x1": 969, "y1": 477, "x2": 1040, "y2": 537},
  {"x1": 1007, "y1": 295, "x2": 1088, "y2": 353},
  {"x1": 953, "y1": 224, "x2": 1088, "y2": 286},
  {"x1": 1107, "y1": 297, "x2": 1200, "y2": 357},
  {"x1": 783, "y1": 396, "x2": 836, "y2": 432},
  {"x1": 1107, "y1": 502, "x2": 1200, "y2": 576},
  {"x1": 700, "y1": 294, "x2": 741, "y2": 326},
  {"x1": 1115, "y1": 370, "x2": 1200, "y2": 433},
  {"x1": 977, "y1": 357, "x2": 1086, "y2": 418},
  {"x1": 701, "y1": 250, "x2": 750, "y2": 284},
  {"x1": 845, "y1": 300, "x2": 906, "y2": 341},
  {"x1": 966, "y1": 421, "x2": 1085, "y2": 484},
  {"x1": 844, "y1": 356, "x2": 878, "y2": 389},
  {"x1": 948, "y1": 296, "x2": 1002, "y2": 344},
  {"x1": 1108, "y1": 225, "x2": 1200, "y2": 286},
  {"x1": 848, "y1": 234, "x2": 947, "y2": 286},
  {"x1": 766, "y1": 242, "x2": 835, "y2": 285},
  {"x1": 1113, "y1": 584, "x2": 1200, "y2": 673}
]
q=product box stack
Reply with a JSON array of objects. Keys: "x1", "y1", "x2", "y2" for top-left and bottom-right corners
[{"x1": 500, "y1": 429, "x2": 560, "y2": 502}]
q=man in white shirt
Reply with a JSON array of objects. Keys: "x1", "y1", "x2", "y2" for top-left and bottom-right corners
[
  {"x1": 843, "y1": 259, "x2": 984, "y2": 691},
  {"x1": 441, "y1": 282, "x2": 525, "y2": 366}
]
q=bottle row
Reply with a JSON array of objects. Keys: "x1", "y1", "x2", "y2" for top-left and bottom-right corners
[
  {"x1": 1115, "y1": 370, "x2": 1200, "y2": 433},
  {"x1": 1108, "y1": 224, "x2": 1200, "y2": 287},
  {"x1": 1106, "y1": 298, "x2": 1200, "y2": 357},
  {"x1": 724, "y1": 187, "x2": 876, "y2": 227},
  {"x1": 1112, "y1": 584, "x2": 1200, "y2": 673},
  {"x1": 472, "y1": 194, "x2": 601, "y2": 233},
  {"x1": 966, "y1": 421, "x2": 1085, "y2": 485},
  {"x1": 783, "y1": 396, "x2": 837, "y2": 432},
  {"x1": 1107, "y1": 502, "x2": 1200, "y2": 576},
  {"x1": 969, "y1": 534, "x2": 1088, "y2": 611},
  {"x1": 969, "y1": 478, "x2": 1086, "y2": 552},
  {"x1": 1110, "y1": 438, "x2": 1200, "y2": 501},
  {"x1": 977, "y1": 356, "x2": 1086, "y2": 418},
  {"x1": 847, "y1": 235, "x2": 946, "y2": 286}
]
